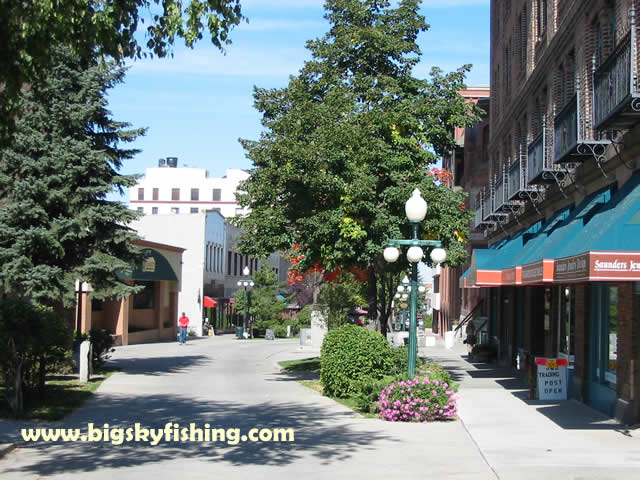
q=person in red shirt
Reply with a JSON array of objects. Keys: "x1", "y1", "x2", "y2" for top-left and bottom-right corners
[{"x1": 178, "y1": 312, "x2": 189, "y2": 344}]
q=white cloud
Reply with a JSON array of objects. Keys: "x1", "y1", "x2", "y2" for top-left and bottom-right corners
[
  {"x1": 241, "y1": 0, "x2": 324, "y2": 9},
  {"x1": 125, "y1": 45, "x2": 309, "y2": 78},
  {"x1": 239, "y1": 18, "x2": 327, "y2": 31},
  {"x1": 421, "y1": 0, "x2": 488, "y2": 7}
]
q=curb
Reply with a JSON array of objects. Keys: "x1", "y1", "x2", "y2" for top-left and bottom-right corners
[{"x1": 0, "y1": 443, "x2": 16, "y2": 459}]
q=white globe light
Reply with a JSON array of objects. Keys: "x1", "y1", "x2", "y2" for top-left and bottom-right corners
[
  {"x1": 397, "y1": 285, "x2": 405, "y2": 293},
  {"x1": 249, "y1": 281, "x2": 255, "y2": 287},
  {"x1": 395, "y1": 293, "x2": 401, "y2": 299},
  {"x1": 402, "y1": 275, "x2": 410, "y2": 284},
  {"x1": 418, "y1": 285, "x2": 426, "y2": 293},
  {"x1": 383, "y1": 246, "x2": 400, "y2": 263},
  {"x1": 405, "y1": 189, "x2": 428, "y2": 222},
  {"x1": 402, "y1": 293, "x2": 408, "y2": 299},
  {"x1": 430, "y1": 247, "x2": 447, "y2": 264},
  {"x1": 243, "y1": 266, "x2": 250, "y2": 276},
  {"x1": 237, "y1": 281, "x2": 242, "y2": 286},
  {"x1": 407, "y1": 246, "x2": 424, "y2": 263}
]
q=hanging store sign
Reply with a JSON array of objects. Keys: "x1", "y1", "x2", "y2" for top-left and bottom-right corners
[
  {"x1": 535, "y1": 357, "x2": 568, "y2": 400},
  {"x1": 521, "y1": 260, "x2": 554, "y2": 284},
  {"x1": 554, "y1": 251, "x2": 640, "y2": 282}
]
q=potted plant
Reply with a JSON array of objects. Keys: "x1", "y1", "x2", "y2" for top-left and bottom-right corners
[{"x1": 471, "y1": 343, "x2": 497, "y2": 363}]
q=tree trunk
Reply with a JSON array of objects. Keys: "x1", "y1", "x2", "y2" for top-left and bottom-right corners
[
  {"x1": 38, "y1": 354, "x2": 47, "y2": 399},
  {"x1": 366, "y1": 264, "x2": 378, "y2": 331}
]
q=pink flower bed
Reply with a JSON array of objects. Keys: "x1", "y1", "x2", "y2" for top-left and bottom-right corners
[{"x1": 378, "y1": 376, "x2": 458, "y2": 422}]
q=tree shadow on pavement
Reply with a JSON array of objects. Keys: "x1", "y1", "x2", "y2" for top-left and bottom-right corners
[
  {"x1": 107, "y1": 355, "x2": 210, "y2": 376},
  {"x1": 1, "y1": 394, "x2": 392, "y2": 476}
]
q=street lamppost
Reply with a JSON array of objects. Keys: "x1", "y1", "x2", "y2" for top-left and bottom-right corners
[
  {"x1": 396, "y1": 276, "x2": 411, "y2": 331},
  {"x1": 383, "y1": 189, "x2": 447, "y2": 377},
  {"x1": 237, "y1": 265, "x2": 254, "y2": 337}
]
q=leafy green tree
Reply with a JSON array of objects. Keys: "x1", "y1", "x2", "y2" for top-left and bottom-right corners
[
  {"x1": 236, "y1": 0, "x2": 475, "y2": 333},
  {"x1": 0, "y1": 0, "x2": 245, "y2": 139},
  {"x1": 317, "y1": 272, "x2": 366, "y2": 330},
  {"x1": 0, "y1": 45, "x2": 146, "y2": 307},
  {"x1": 234, "y1": 265, "x2": 291, "y2": 337}
]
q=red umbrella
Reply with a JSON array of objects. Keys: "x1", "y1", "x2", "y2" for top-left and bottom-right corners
[{"x1": 203, "y1": 296, "x2": 217, "y2": 308}]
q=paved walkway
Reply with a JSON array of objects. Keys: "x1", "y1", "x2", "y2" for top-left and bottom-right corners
[
  {"x1": 0, "y1": 335, "x2": 638, "y2": 479},
  {"x1": 420, "y1": 340, "x2": 640, "y2": 480},
  {"x1": 0, "y1": 336, "x2": 492, "y2": 479}
]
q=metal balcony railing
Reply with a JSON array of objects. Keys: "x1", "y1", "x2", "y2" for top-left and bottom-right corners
[
  {"x1": 527, "y1": 116, "x2": 569, "y2": 190},
  {"x1": 554, "y1": 93, "x2": 579, "y2": 162},
  {"x1": 593, "y1": 16, "x2": 640, "y2": 131},
  {"x1": 554, "y1": 85, "x2": 610, "y2": 166}
]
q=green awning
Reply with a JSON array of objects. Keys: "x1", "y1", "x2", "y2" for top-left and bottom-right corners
[{"x1": 118, "y1": 248, "x2": 178, "y2": 282}]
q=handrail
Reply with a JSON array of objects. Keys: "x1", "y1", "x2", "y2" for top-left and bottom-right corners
[{"x1": 454, "y1": 298, "x2": 484, "y2": 334}]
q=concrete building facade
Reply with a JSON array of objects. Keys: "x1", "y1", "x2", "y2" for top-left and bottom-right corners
[{"x1": 128, "y1": 158, "x2": 249, "y2": 218}]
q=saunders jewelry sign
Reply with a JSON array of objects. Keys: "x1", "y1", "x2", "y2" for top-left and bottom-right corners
[{"x1": 555, "y1": 252, "x2": 640, "y2": 282}]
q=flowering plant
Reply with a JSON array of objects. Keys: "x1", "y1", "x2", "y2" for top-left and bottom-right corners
[{"x1": 378, "y1": 376, "x2": 457, "y2": 422}]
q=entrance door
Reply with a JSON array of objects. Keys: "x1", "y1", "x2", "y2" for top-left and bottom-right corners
[
  {"x1": 490, "y1": 288, "x2": 498, "y2": 342},
  {"x1": 501, "y1": 289, "x2": 510, "y2": 363},
  {"x1": 589, "y1": 283, "x2": 618, "y2": 416}
]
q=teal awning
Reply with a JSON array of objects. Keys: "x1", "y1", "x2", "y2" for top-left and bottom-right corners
[{"x1": 554, "y1": 170, "x2": 640, "y2": 257}]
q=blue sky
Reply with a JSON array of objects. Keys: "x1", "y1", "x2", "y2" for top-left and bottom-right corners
[{"x1": 108, "y1": 0, "x2": 490, "y2": 197}]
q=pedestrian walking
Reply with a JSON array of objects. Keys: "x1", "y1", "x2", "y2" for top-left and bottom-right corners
[
  {"x1": 464, "y1": 321, "x2": 476, "y2": 355},
  {"x1": 178, "y1": 312, "x2": 189, "y2": 345}
]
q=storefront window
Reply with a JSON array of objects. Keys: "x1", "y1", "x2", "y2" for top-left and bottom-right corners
[
  {"x1": 558, "y1": 286, "x2": 575, "y2": 359},
  {"x1": 605, "y1": 286, "x2": 618, "y2": 387},
  {"x1": 133, "y1": 281, "x2": 155, "y2": 310}
]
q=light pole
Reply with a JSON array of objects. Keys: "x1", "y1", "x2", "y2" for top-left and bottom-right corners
[
  {"x1": 383, "y1": 189, "x2": 447, "y2": 377},
  {"x1": 237, "y1": 265, "x2": 254, "y2": 337},
  {"x1": 396, "y1": 276, "x2": 411, "y2": 331}
]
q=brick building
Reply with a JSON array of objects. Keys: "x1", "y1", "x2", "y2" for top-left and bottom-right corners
[
  {"x1": 434, "y1": 89, "x2": 490, "y2": 336},
  {"x1": 463, "y1": 0, "x2": 640, "y2": 423}
]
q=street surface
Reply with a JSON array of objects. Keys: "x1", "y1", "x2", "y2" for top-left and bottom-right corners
[{"x1": 0, "y1": 336, "x2": 638, "y2": 479}]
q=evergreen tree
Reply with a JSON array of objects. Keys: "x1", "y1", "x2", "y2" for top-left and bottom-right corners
[
  {"x1": 236, "y1": 0, "x2": 476, "y2": 333},
  {"x1": 0, "y1": 45, "x2": 146, "y2": 307}
]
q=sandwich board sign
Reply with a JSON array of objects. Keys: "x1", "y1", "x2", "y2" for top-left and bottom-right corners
[{"x1": 535, "y1": 357, "x2": 568, "y2": 400}]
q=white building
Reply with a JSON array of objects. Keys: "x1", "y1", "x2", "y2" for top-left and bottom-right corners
[
  {"x1": 128, "y1": 158, "x2": 249, "y2": 218},
  {"x1": 129, "y1": 211, "x2": 289, "y2": 336}
]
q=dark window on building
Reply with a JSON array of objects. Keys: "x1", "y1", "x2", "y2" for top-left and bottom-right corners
[
  {"x1": 152, "y1": 207, "x2": 158, "y2": 214},
  {"x1": 91, "y1": 298, "x2": 104, "y2": 312},
  {"x1": 212, "y1": 189, "x2": 221, "y2": 201},
  {"x1": 190, "y1": 207, "x2": 199, "y2": 214},
  {"x1": 152, "y1": 188, "x2": 159, "y2": 200},
  {"x1": 171, "y1": 188, "x2": 180, "y2": 201},
  {"x1": 137, "y1": 207, "x2": 144, "y2": 214},
  {"x1": 537, "y1": 0, "x2": 547, "y2": 37},
  {"x1": 171, "y1": 207, "x2": 179, "y2": 214},
  {"x1": 137, "y1": 188, "x2": 144, "y2": 200},
  {"x1": 227, "y1": 251, "x2": 232, "y2": 275},
  {"x1": 191, "y1": 188, "x2": 199, "y2": 201},
  {"x1": 133, "y1": 281, "x2": 155, "y2": 309},
  {"x1": 234, "y1": 253, "x2": 238, "y2": 276}
]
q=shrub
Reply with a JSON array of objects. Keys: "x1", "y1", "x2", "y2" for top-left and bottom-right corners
[
  {"x1": 378, "y1": 375, "x2": 458, "y2": 422},
  {"x1": 352, "y1": 375, "x2": 397, "y2": 413},
  {"x1": 421, "y1": 361, "x2": 456, "y2": 388},
  {"x1": 320, "y1": 324, "x2": 394, "y2": 398},
  {"x1": 89, "y1": 328, "x2": 115, "y2": 369},
  {"x1": 0, "y1": 300, "x2": 73, "y2": 415},
  {"x1": 389, "y1": 346, "x2": 425, "y2": 376}
]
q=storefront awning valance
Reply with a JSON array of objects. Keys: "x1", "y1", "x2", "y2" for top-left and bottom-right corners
[
  {"x1": 118, "y1": 248, "x2": 178, "y2": 282},
  {"x1": 553, "y1": 171, "x2": 640, "y2": 282}
]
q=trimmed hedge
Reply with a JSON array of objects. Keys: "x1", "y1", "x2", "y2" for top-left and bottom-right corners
[{"x1": 320, "y1": 325, "x2": 394, "y2": 398}]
